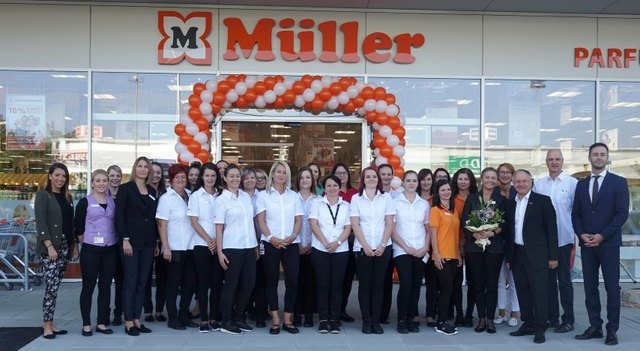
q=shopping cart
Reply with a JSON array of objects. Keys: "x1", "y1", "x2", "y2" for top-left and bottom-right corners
[{"x1": 0, "y1": 218, "x2": 41, "y2": 290}]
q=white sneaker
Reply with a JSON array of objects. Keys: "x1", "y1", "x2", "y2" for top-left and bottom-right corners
[
  {"x1": 508, "y1": 317, "x2": 518, "y2": 327},
  {"x1": 493, "y1": 316, "x2": 505, "y2": 324}
]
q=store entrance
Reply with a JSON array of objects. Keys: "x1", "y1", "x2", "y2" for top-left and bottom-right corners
[{"x1": 219, "y1": 121, "x2": 363, "y2": 177}]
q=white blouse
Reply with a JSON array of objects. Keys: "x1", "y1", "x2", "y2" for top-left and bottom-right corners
[
  {"x1": 350, "y1": 190, "x2": 396, "y2": 251},
  {"x1": 256, "y1": 187, "x2": 304, "y2": 243},
  {"x1": 298, "y1": 192, "x2": 320, "y2": 248},
  {"x1": 214, "y1": 189, "x2": 257, "y2": 249},
  {"x1": 393, "y1": 193, "x2": 430, "y2": 259},
  {"x1": 156, "y1": 187, "x2": 195, "y2": 251},
  {"x1": 187, "y1": 187, "x2": 217, "y2": 247},
  {"x1": 309, "y1": 196, "x2": 351, "y2": 253}
]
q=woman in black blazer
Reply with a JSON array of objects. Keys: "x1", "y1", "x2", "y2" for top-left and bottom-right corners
[
  {"x1": 461, "y1": 167, "x2": 507, "y2": 334},
  {"x1": 36, "y1": 163, "x2": 77, "y2": 339},
  {"x1": 115, "y1": 156, "x2": 158, "y2": 336}
]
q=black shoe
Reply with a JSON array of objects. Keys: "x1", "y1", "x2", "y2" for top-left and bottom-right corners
[
  {"x1": 209, "y1": 321, "x2": 221, "y2": 331},
  {"x1": 137, "y1": 324, "x2": 151, "y2": 333},
  {"x1": 486, "y1": 320, "x2": 496, "y2": 334},
  {"x1": 112, "y1": 315, "x2": 122, "y2": 326},
  {"x1": 180, "y1": 318, "x2": 198, "y2": 328},
  {"x1": 256, "y1": 320, "x2": 266, "y2": 328},
  {"x1": 435, "y1": 321, "x2": 457, "y2": 335},
  {"x1": 509, "y1": 324, "x2": 535, "y2": 336},
  {"x1": 329, "y1": 320, "x2": 341, "y2": 334},
  {"x1": 339, "y1": 312, "x2": 355, "y2": 322},
  {"x1": 168, "y1": 318, "x2": 186, "y2": 330},
  {"x1": 155, "y1": 314, "x2": 167, "y2": 322},
  {"x1": 220, "y1": 322, "x2": 242, "y2": 335},
  {"x1": 283, "y1": 324, "x2": 300, "y2": 334},
  {"x1": 269, "y1": 324, "x2": 281, "y2": 335},
  {"x1": 534, "y1": 331, "x2": 546, "y2": 344},
  {"x1": 605, "y1": 330, "x2": 618, "y2": 346},
  {"x1": 124, "y1": 326, "x2": 139, "y2": 336},
  {"x1": 95, "y1": 326, "x2": 113, "y2": 335},
  {"x1": 408, "y1": 320, "x2": 420, "y2": 333},
  {"x1": 236, "y1": 321, "x2": 254, "y2": 333},
  {"x1": 199, "y1": 323, "x2": 210, "y2": 333},
  {"x1": 42, "y1": 333, "x2": 56, "y2": 339},
  {"x1": 304, "y1": 314, "x2": 314, "y2": 327},
  {"x1": 52, "y1": 329, "x2": 68, "y2": 335},
  {"x1": 554, "y1": 323, "x2": 574, "y2": 333},
  {"x1": 318, "y1": 321, "x2": 329, "y2": 334},
  {"x1": 362, "y1": 321, "x2": 373, "y2": 334},
  {"x1": 372, "y1": 323, "x2": 384, "y2": 334},
  {"x1": 546, "y1": 320, "x2": 560, "y2": 329},
  {"x1": 575, "y1": 326, "x2": 603, "y2": 340},
  {"x1": 81, "y1": 328, "x2": 92, "y2": 337},
  {"x1": 144, "y1": 314, "x2": 155, "y2": 323},
  {"x1": 379, "y1": 319, "x2": 390, "y2": 325},
  {"x1": 475, "y1": 318, "x2": 487, "y2": 333},
  {"x1": 397, "y1": 320, "x2": 409, "y2": 334},
  {"x1": 454, "y1": 315, "x2": 465, "y2": 327}
]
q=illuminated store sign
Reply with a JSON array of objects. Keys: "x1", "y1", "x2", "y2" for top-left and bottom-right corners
[{"x1": 158, "y1": 11, "x2": 425, "y2": 65}]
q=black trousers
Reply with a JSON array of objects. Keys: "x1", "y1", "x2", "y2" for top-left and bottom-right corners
[
  {"x1": 548, "y1": 243, "x2": 574, "y2": 325},
  {"x1": 512, "y1": 246, "x2": 548, "y2": 331},
  {"x1": 165, "y1": 250, "x2": 197, "y2": 320},
  {"x1": 80, "y1": 244, "x2": 118, "y2": 326},
  {"x1": 144, "y1": 253, "x2": 167, "y2": 314},
  {"x1": 464, "y1": 258, "x2": 476, "y2": 319},
  {"x1": 294, "y1": 252, "x2": 316, "y2": 316},
  {"x1": 112, "y1": 257, "x2": 124, "y2": 317},
  {"x1": 311, "y1": 248, "x2": 349, "y2": 321},
  {"x1": 394, "y1": 254, "x2": 424, "y2": 321},
  {"x1": 466, "y1": 251, "x2": 503, "y2": 319},
  {"x1": 434, "y1": 259, "x2": 458, "y2": 322},
  {"x1": 252, "y1": 255, "x2": 268, "y2": 321},
  {"x1": 220, "y1": 248, "x2": 256, "y2": 324},
  {"x1": 425, "y1": 258, "x2": 439, "y2": 319},
  {"x1": 449, "y1": 264, "x2": 464, "y2": 318},
  {"x1": 341, "y1": 234, "x2": 356, "y2": 314},
  {"x1": 192, "y1": 245, "x2": 223, "y2": 322},
  {"x1": 263, "y1": 242, "x2": 300, "y2": 313},
  {"x1": 581, "y1": 245, "x2": 620, "y2": 332},
  {"x1": 120, "y1": 246, "x2": 154, "y2": 321},
  {"x1": 381, "y1": 258, "x2": 394, "y2": 322},
  {"x1": 355, "y1": 246, "x2": 392, "y2": 322}
]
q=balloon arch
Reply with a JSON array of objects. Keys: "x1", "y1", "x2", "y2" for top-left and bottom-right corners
[{"x1": 174, "y1": 74, "x2": 407, "y2": 184}]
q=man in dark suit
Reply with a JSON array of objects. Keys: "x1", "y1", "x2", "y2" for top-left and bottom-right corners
[
  {"x1": 505, "y1": 169, "x2": 558, "y2": 344},
  {"x1": 572, "y1": 142, "x2": 629, "y2": 346}
]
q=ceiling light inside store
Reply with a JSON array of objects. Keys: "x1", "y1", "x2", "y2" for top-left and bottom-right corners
[
  {"x1": 335, "y1": 130, "x2": 356, "y2": 134},
  {"x1": 167, "y1": 85, "x2": 194, "y2": 91},
  {"x1": 484, "y1": 122, "x2": 506, "y2": 127},
  {"x1": 547, "y1": 91, "x2": 582, "y2": 98},
  {"x1": 334, "y1": 139, "x2": 348, "y2": 143},
  {"x1": 271, "y1": 134, "x2": 290, "y2": 138},
  {"x1": 270, "y1": 124, "x2": 291, "y2": 128},
  {"x1": 540, "y1": 128, "x2": 559, "y2": 132},
  {"x1": 334, "y1": 146, "x2": 342, "y2": 149},
  {"x1": 222, "y1": 146, "x2": 238, "y2": 149},
  {"x1": 224, "y1": 150, "x2": 240, "y2": 154},
  {"x1": 93, "y1": 94, "x2": 116, "y2": 100},
  {"x1": 52, "y1": 74, "x2": 86, "y2": 79}
]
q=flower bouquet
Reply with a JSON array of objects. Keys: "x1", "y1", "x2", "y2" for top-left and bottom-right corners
[{"x1": 465, "y1": 196, "x2": 505, "y2": 251}]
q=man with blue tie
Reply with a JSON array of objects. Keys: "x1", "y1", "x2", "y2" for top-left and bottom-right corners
[{"x1": 572, "y1": 142, "x2": 629, "y2": 346}]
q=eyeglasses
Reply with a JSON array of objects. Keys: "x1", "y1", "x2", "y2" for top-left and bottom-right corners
[
  {"x1": 256, "y1": 177, "x2": 266, "y2": 180},
  {"x1": 334, "y1": 171, "x2": 348, "y2": 176},
  {"x1": 435, "y1": 176, "x2": 448, "y2": 180}
]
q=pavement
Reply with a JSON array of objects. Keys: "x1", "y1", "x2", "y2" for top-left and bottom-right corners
[{"x1": 1, "y1": 281, "x2": 640, "y2": 350}]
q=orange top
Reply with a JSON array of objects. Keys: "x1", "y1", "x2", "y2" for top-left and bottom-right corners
[
  {"x1": 429, "y1": 205, "x2": 460, "y2": 259},
  {"x1": 454, "y1": 194, "x2": 466, "y2": 220}
]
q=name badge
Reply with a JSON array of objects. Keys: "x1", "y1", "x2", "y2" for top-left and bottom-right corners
[
  {"x1": 94, "y1": 236, "x2": 105, "y2": 244},
  {"x1": 149, "y1": 194, "x2": 156, "y2": 201},
  {"x1": 90, "y1": 204, "x2": 100, "y2": 207}
]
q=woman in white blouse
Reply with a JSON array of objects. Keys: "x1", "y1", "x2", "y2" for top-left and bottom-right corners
[
  {"x1": 293, "y1": 166, "x2": 320, "y2": 328},
  {"x1": 309, "y1": 175, "x2": 352, "y2": 334},
  {"x1": 256, "y1": 161, "x2": 303, "y2": 334},
  {"x1": 215, "y1": 164, "x2": 258, "y2": 335},
  {"x1": 157, "y1": 165, "x2": 197, "y2": 331},
  {"x1": 188, "y1": 163, "x2": 223, "y2": 332},
  {"x1": 350, "y1": 166, "x2": 396, "y2": 335},
  {"x1": 391, "y1": 170, "x2": 430, "y2": 334}
]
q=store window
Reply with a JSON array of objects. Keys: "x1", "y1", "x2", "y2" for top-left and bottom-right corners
[
  {"x1": 91, "y1": 73, "x2": 179, "y2": 176},
  {"x1": 368, "y1": 78, "x2": 481, "y2": 174},
  {"x1": 484, "y1": 80, "x2": 596, "y2": 176},
  {"x1": 0, "y1": 70, "x2": 88, "y2": 219}
]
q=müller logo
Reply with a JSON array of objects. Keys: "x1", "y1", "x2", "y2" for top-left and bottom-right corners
[{"x1": 157, "y1": 11, "x2": 425, "y2": 65}]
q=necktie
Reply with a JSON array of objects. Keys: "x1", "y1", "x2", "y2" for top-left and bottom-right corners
[{"x1": 592, "y1": 175, "x2": 600, "y2": 204}]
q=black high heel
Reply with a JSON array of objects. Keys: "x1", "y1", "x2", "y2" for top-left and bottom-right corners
[{"x1": 475, "y1": 318, "x2": 487, "y2": 332}]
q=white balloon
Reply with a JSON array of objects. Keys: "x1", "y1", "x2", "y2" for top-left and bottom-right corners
[
  {"x1": 175, "y1": 142, "x2": 187, "y2": 153},
  {"x1": 186, "y1": 123, "x2": 199, "y2": 136},
  {"x1": 375, "y1": 157, "x2": 388, "y2": 166},
  {"x1": 302, "y1": 89, "x2": 315, "y2": 102},
  {"x1": 205, "y1": 80, "x2": 217, "y2": 92},
  {"x1": 294, "y1": 95, "x2": 306, "y2": 108},
  {"x1": 364, "y1": 99, "x2": 376, "y2": 111},
  {"x1": 244, "y1": 76, "x2": 257, "y2": 88},
  {"x1": 372, "y1": 122, "x2": 381, "y2": 131},
  {"x1": 199, "y1": 102, "x2": 212, "y2": 115},
  {"x1": 311, "y1": 80, "x2": 323, "y2": 93},
  {"x1": 327, "y1": 97, "x2": 339, "y2": 110},
  {"x1": 235, "y1": 82, "x2": 247, "y2": 95},
  {"x1": 392, "y1": 145, "x2": 405, "y2": 156},
  {"x1": 179, "y1": 115, "x2": 191, "y2": 125},
  {"x1": 321, "y1": 75, "x2": 333, "y2": 87},
  {"x1": 399, "y1": 116, "x2": 406, "y2": 126},
  {"x1": 375, "y1": 100, "x2": 388, "y2": 113},
  {"x1": 337, "y1": 92, "x2": 350, "y2": 105},
  {"x1": 284, "y1": 78, "x2": 295, "y2": 89},
  {"x1": 181, "y1": 103, "x2": 191, "y2": 115},
  {"x1": 180, "y1": 151, "x2": 194, "y2": 162},
  {"x1": 201, "y1": 143, "x2": 210, "y2": 151},
  {"x1": 373, "y1": 148, "x2": 381, "y2": 157},
  {"x1": 200, "y1": 90, "x2": 213, "y2": 103},
  {"x1": 347, "y1": 86, "x2": 359, "y2": 98},
  {"x1": 222, "y1": 101, "x2": 232, "y2": 108},
  {"x1": 263, "y1": 90, "x2": 277, "y2": 103},
  {"x1": 355, "y1": 81, "x2": 367, "y2": 91},
  {"x1": 386, "y1": 104, "x2": 399, "y2": 117},
  {"x1": 255, "y1": 96, "x2": 267, "y2": 108},
  {"x1": 194, "y1": 132, "x2": 208, "y2": 144},
  {"x1": 225, "y1": 90, "x2": 238, "y2": 103},
  {"x1": 204, "y1": 113, "x2": 214, "y2": 122},
  {"x1": 273, "y1": 82, "x2": 287, "y2": 96},
  {"x1": 379, "y1": 125, "x2": 392, "y2": 137},
  {"x1": 390, "y1": 176, "x2": 402, "y2": 189},
  {"x1": 400, "y1": 158, "x2": 405, "y2": 167},
  {"x1": 386, "y1": 134, "x2": 400, "y2": 147},
  {"x1": 356, "y1": 107, "x2": 366, "y2": 116}
]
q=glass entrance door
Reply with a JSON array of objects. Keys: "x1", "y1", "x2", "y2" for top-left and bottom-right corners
[{"x1": 219, "y1": 121, "x2": 362, "y2": 178}]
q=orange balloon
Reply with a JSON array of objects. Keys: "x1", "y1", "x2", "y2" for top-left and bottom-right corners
[
  {"x1": 311, "y1": 98, "x2": 324, "y2": 111},
  {"x1": 339, "y1": 77, "x2": 351, "y2": 89},
  {"x1": 376, "y1": 113, "x2": 389, "y2": 125},
  {"x1": 174, "y1": 124, "x2": 186, "y2": 135},
  {"x1": 188, "y1": 95, "x2": 201, "y2": 107},
  {"x1": 387, "y1": 117, "x2": 400, "y2": 129},
  {"x1": 301, "y1": 75, "x2": 313, "y2": 87},
  {"x1": 292, "y1": 82, "x2": 305, "y2": 95},
  {"x1": 187, "y1": 140, "x2": 201, "y2": 154},
  {"x1": 374, "y1": 87, "x2": 387, "y2": 100},
  {"x1": 388, "y1": 155, "x2": 401, "y2": 169},
  {"x1": 217, "y1": 81, "x2": 230, "y2": 94},
  {"x1": 196, "y1": 150, "x2": 210, "y2": 163},
  {"x1": 226, "y1": 75, "x2": 238, "y2": 88},
  {"x1": 274, "y1": 97, "x2": 285, "y2": 109},
  {"x1": 394, "y1": 168, "x2": 405, "y2": 178},
  {"x1": 360, "y1": 87, "x2": 374, "y2": 100},
  {"x1": 264, "y1": 77, "x2": 276, "y2": 89},
  {"x1": 343, "y1": 102, "x2": 355, "y2": 115},
  {"x1": 189, "y1": 107, "x2": 202, "y2": 120},
  {"x1": 244, "y1": 89, "x2": 257, "y2": 103},
  {"x1": 380, "y1": 145, "x2": 393, "y2": 158},
  {"x1": 212, "y1": 104, "x2": 221, "y2": 114},
  {"x1": 385, "y1": 94, "x2": 396, "y2": 105},
  {"x1": 237, "y1": 74, "x2": 246, "y2": 82},
  {"x1": 353, "y1": 96, "x2": 365, "y2": 108},
  {"x1": 283, "y1": 90, "x2": 296, "y2": 103},
  {"x1": 373, "y1": 135, "x2": 386, "y2": 148},
  {"x1": 194, "y1": 117, "x2": 209, "y2": 131},
  {"x1": 274, "y1": 75, "x2": 285, "y2": 82},
  {"x1": 393, "y1": 127, "x2": 406, "y2": 139},
  {"x1": 235, "y1": 97, "x2": 248, "y2": 108},
  {"x1": 179, "y1": 134, "x2": 194, "y2": 145},
  {"x1": 319, "y1": 89, "x2": 332, "y2": 102},
  {"x1": 254, "y1": 82, "x2": 267, "y2": 95},
  {"x1": 213, "y1": 92, "x2": 226, "y2": 105},
  {"x1": 329, "y1": 83, "x2": 343, "y2": 95},
  {"x1": 365, "y1": 111, "x2": 377, "y2": 123},
  {"x1": 193, "y1": 83, "x2": 206, "y2": 94},
  {"x1": 177, "y1": 157, "x2": 189, "y2": 166}
]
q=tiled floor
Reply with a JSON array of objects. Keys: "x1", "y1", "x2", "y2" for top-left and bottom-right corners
[{"x1": 1, "y1": 281, "x2": 639, "y2": 350}]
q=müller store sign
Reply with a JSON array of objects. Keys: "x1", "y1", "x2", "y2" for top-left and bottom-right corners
[{"x1": 157, "y1": 11, "x2": 426, "y2": 66}]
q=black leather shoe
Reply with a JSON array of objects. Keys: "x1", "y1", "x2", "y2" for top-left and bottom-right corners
[
  {"x1": 575, "y1": 326, "x2": 603, "y2": 340},
  {"x1": 95, "y1": 326, "x2": 113, "y2": 335},
  {"x1": 283, "y1": 324, "x2": 300, "y2": 334},
  {"x1": 340, "y1": 312, "x2": 355, "y2": 323},
  {"x1": 509, "y1": 324, "x2": 535, "y2": 336},
  {"x1": 82, "y1": 329, "x2": 93, "y2": 337},
  {"x1": 124, "y1": 326, "x2": 139, "y2": 336},
  {"x1": 474, "y1": 318, "x2": 486, "y2": 333},
  {"x1": 397, "y1": 320, "x2": 409, "y2": 334},
  {"x1": 137, "y1": 324, "x2": 152, "y2": 333},
  {"x1": 180, "y1": 318, "x2": 198, "y2": 328},
  {"x1": 167, "y1": 318, "x2": 186, "y2": 330},
  {"x1": 371, "y1": 323, "x2": 384, "y2": 334},
  {"x1": 554, "y1": 323, "x2": 574, "y2": 333},
  {"x1": 362, "y1": 321, "x2": 373, "y2": 334},
  {"x1": 155, "y1": 314, "x2": 167, "y2": 322},
  {"x1": 42, "y1": 333, "x2": 56, "y2": 339},
  {"x1": 486, "y1": 320, "x2": 496, "y2": 334},
  {"x1": 534, "y1": 331, "x2": 546, "y2": 344},
  {"x1": 144, "y1": 314, "x2": 155, "y2": 323},
  {"x1": 52, "y1": 329, "x2": 68, "y2": 335},
  {"x1": 605, "y1": 331, "x2": 618, "y2": 346}
]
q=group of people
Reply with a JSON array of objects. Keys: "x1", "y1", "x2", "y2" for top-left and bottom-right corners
[{"x1": 35, "y1": 142, "x2": 628, "y2": 346}]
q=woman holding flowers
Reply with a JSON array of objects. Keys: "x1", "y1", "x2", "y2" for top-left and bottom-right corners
[{"x1": 461, "y1": 167, "x2": 507, "y2": 334}]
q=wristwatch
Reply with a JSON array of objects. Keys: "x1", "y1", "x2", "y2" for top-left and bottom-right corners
[
  {"x1": 123, "y1": 237, "x2": 130, "y2": 241},
  {"x1": 266, "y1": 235, "x2": 273, "y2": 242},
  {"x1": 337, "y1": 240, "x2": 342, "y2": 246}
]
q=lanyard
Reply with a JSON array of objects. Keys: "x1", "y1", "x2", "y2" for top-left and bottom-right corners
[{"x1": 327, "y1": 203, "x2": 340, "y2": 226}]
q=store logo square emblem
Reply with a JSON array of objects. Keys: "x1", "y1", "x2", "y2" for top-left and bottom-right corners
[{"x1": 158, "y1": 11, "x2": 212, "y2": 65}]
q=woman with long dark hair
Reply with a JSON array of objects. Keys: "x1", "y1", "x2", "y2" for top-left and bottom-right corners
[
  {"x1": 308, "y1": 163, "x2": 323, "y2": 195},
  {"x1": 187, "y1": 162, "x2": 201, "y2": 193},
  {"x1": 417, "y1": 168, "x2": 433, "y2": 203},
  {"x1": 36, "y1": 163, "x2": 76, "y2": 339}
]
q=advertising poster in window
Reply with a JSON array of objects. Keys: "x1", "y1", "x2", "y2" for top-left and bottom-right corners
[
  {"x1": 5, "y1": 95, "x2": 46, "y2": 150},
  {"x1": 312, "y1": 138, "x2": 335, "y2": 167}
]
